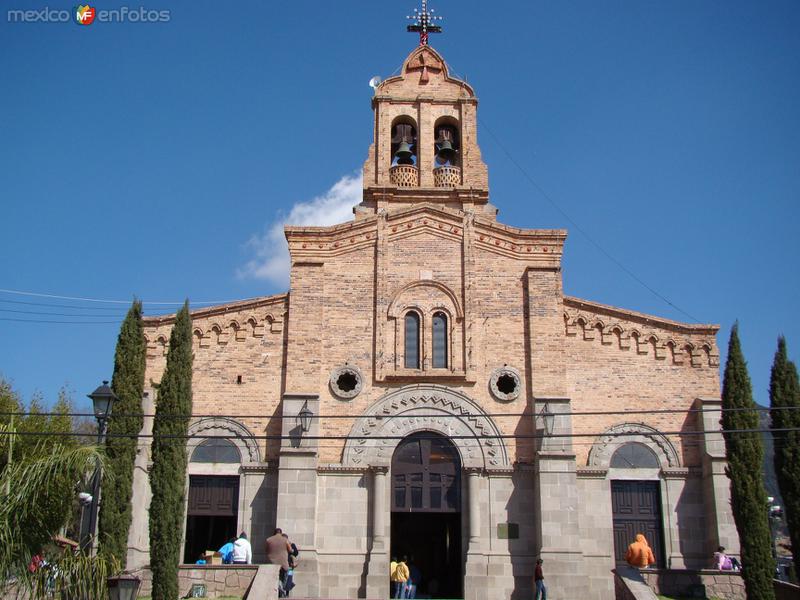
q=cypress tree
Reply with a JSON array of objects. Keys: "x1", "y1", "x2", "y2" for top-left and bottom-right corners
[
  {"x1": 721, "y1": 324, "x2": 775, "y2": 599},
  {"x1": 149, "y1": 302, "x2": 193, "y2": 600},
  {"x1": 98, "y1": 300, "x2": 145, "y2": 567},
  {"x1": 770, "y1": 336, "x2": 800, "y2": 575}
]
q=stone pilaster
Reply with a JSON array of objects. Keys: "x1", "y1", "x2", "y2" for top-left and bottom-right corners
[
  {"x1": 700, "y1": 397, "x2": 740, "y2": 556},
  {"x1": 366, "y1": 466, "x2": 389, "y2": 598},
  {"x1": 276, "y1": 393, "x2": 320, "y2": 598},
  {"x1": 534, "y1": 397, "x2": 588, "y2": 600}
]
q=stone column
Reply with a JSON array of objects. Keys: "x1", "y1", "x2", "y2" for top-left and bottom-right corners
[
  {"x1": 366, "y1": 466, "x2": 389, "y2": 598},
  {"x1": 700, "y1": 397, "x2": 740, "y2": 556},
  {"x1": 467, "y1": 468, "x2": 481, "y2": 551},
  {"x1": 534, "y1": 397, "x2": 588, "y2": 600},
  {"x1": 464, "y1": 467, "x2": 488, "y2": 600}
]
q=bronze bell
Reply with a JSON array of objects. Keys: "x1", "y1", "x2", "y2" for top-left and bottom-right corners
[
  {"x1": 394, "y1": 141, "x2": 414, "y2": 165},
  {"x1": 436, "y1": 139, "x2": 456, "y2": 163}
]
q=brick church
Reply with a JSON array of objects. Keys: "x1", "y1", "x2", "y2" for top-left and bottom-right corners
[{"x1": 124, "y1": 32, "x2": 738, "y2": 600}]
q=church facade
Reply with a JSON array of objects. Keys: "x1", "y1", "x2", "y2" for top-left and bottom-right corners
[{"x1": 125, "y1": 44, "x2": 738, "y2": 600}]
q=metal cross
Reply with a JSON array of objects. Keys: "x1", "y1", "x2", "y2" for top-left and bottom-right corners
[{"x1": 406, "y1": 0, "x2": 443, "y2": 46}]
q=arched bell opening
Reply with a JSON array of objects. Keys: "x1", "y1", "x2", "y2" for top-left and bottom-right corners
[
  {"x1": 390, "y1": 117, "x2": 419, "y2": 187},
  {"x1": 433, "y1": 118, "x2": 461, "y2": 187},
  {"x1": 390, "y1": 431, "x2": 463, "y2": 599}
]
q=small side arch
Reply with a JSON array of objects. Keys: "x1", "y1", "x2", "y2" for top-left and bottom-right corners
[
  {"x1": 587, "y1": 422, "x2": 680, "y2": 469},
  {"x1": 186, "y1": 417, "x2": 261, "y2": 464}
]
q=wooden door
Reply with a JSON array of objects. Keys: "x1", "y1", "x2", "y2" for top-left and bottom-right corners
[
  {"x1": 611, "y1": 480, "x2": 664, "y2": 567},
  {"x1": 187, "y1": 475, "x2": 239, "y2": 516}
]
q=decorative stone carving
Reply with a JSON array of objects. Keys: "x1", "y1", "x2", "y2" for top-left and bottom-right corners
[
  {"x1": 329, "y1": 365, "x2": 363, "y2": 400},
  {"x1": 587, "y1": 422, "x2": 680, "y2": 469},
  {"x1": 488, "y1": 366, "x2": 522, "y2": 402},
  {"x1": 342, "y1": 385, "x2": 509, "y2": 470},
  {"x1": 187, "y1": 417, "x2": 261, "y2": 464}
]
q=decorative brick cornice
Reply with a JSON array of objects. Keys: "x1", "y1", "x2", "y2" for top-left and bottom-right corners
[
  {"x1": 142, "y1": 294, "x2": 288, "y2": 356},
  {"x1": 563, "y1": 296, "x2": 720, "y2": 368}
]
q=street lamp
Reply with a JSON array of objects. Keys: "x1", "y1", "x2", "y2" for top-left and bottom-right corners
[
  {"x1": 297, "y1": 400, "x2": 313, "y2": 433},
  {"x1": 80, "y1": 380, "x2": 118, "y2": 553},
  {"x1": 107, "y1": 573, "x2": 142, "y2": 600}
]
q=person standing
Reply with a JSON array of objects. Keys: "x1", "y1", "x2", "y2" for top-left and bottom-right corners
[
  {"x1": 625, "y1": 533, "x2": 656, "y2": 568},
  {"x1": 266, "y1": 528, "x2": 292, "y2": 596},
  {"x1": 534, "y1": 558, "x2": 546, "y2": 600},
  {"x1": 394, "y1": 556, "x2": 410, "y2": 599},
  {"x1": 390, "y1": 556, "x2": 400, "y2": 598},
  {"x1": 231, "y1": 531, "x2": 252, "y2": 564}
]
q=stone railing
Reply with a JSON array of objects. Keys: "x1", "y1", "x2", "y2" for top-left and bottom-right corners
[
  {"x1": 389, "y1": 164, "x2": 418, "y2": 187},
  {"x1": 433, "y1": 165, "x2": 460, "y2": 187},
  {"x1": 775, "y1": 578, "x2": 800, "y2": 600},
  {"x1": 639, "y1": 568, "x2": 745, "y2": 600}
]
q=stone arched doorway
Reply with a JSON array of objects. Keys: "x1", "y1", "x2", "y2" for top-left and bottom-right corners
[{"x1": 390, "y1": 432, "x2": 462, "y2": 599}]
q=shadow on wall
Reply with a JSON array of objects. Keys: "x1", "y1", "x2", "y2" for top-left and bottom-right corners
[
  {"x1": 250, "y1": 470, "x2": 279, "y2": 563},
  {"x1": 505, "y1": 467, "x2": 536, "y2": 600},
  {"x1": 672, "y1": 404, "x2": 711, "y2": 569}
]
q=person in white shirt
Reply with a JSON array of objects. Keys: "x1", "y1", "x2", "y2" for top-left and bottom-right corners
[{"x1": 231, "y1": 531, "x2": 253, "y2": 565}]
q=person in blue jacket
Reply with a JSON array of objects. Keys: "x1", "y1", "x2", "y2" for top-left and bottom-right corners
[{"x1": 219, "y1": 537, "x2": 236, "y2": 564}]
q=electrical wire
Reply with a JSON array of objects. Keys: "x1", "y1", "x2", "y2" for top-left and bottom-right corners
[
  {"x1": 1, "y1": 405, "x2": 794, "y2": 420},
  {"x1": 0, "y1": 288, "x2": 258, "y2": 307},
  {"x1": 478, "y1": 118, "x2": 701, "y2": 323}
]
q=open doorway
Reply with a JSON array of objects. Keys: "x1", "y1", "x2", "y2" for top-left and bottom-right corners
[
  {"x1": 390, "y1": 432, "x2": 463, "y2": 599},
  {"x1": 183, "y1": 475, "x2": 239, "y2": 563}
]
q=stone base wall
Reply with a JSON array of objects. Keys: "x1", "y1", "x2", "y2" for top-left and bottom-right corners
[
  {"x1": 131, "y1": 566, "x2": 258, "y2": 599},
  {"x1": 640, "y1": 569, "x2": 745, "y2": 600}
]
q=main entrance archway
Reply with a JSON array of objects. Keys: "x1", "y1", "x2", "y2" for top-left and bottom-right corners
[{"x1": 391, "y1": 432, "x2": 463, "y2": 599}]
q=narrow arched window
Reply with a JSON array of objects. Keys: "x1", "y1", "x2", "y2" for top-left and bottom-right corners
[
  {"x1": 404, "y1": 312, "x2": 420, "y2": 369},
  {"x1": 432, "y1": 312, "x2": 448, "y2": 369}
]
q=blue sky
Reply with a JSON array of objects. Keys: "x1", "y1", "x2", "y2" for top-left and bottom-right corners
[{"x1": 1, "y1": 1, "x2": 798, "y2": 412}]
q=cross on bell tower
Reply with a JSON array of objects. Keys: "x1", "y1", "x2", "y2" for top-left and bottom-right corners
[{"x1": 406, "y1": 0, "x2": 443, "y2": 46}]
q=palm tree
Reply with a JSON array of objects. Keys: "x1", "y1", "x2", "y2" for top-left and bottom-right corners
[{"x1": 0, "y1": 424, "x2": 119, "y2": 599}]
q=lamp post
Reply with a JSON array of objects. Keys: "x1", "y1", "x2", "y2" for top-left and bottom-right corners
[
  {"x1": 767, "y1": 496, "x2": 783, "y2": 579},
  {"x1": 107, "y1": 572, "x2": 142, "y2": 600},
  {"x1": 80, "y1": 380, "x2": 117, "y2": 553}
]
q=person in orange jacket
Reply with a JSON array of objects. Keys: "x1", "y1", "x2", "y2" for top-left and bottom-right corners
[{"x1": 625, "y1": 533, "x2": 656, "y2": 568}]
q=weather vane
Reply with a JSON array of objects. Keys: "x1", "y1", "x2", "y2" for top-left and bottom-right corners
[{"x1": 407, "y1": 0, "x2": 443, "y2": 46}]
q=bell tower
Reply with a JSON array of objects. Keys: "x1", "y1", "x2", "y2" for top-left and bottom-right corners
[{"x1": 360, "y1": 41, "x2": 491, "y2": 215}]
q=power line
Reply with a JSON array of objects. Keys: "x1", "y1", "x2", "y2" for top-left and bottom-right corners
[
  {"x1": 0, "y1": 427, "x2": 796, "y2": 441},
  {"x1": 0, "y1": 309, "x2": 127, "y2": 318},
  {"x1": 1, "y1": 405, "x2": 794, "y2": 420},
  {"x1": 0, "y1": 288, "x2": 258, "y2": 307},
  {"x1": 478, "y1": 118, "x2": 701, "y2": 323},
  {"x1": 0, "y1": 299, "x2": 128, "y2": 311},
  {"x1": 0, "y1": 318, "x2": 121, "y2": 325}
]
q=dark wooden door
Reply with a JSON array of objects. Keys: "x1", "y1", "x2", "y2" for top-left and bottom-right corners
[
  {"x1": 391, "y1": 433, "x2": 461, "y2": 513},
  {"x1": 187, "y1": 475, "x2": 239, "y2": 516},
  {"x1": 611, "y1": 480, "x2": 664, "y2": 567}
]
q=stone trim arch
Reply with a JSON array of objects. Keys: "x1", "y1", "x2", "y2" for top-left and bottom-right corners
[
  {"x1": 187, "y1": 417, "x2": 261, "y2": 464},
  {"x1": 587, "y1": 422, "x2": 680, "y2": 469},
  {"x1": 342, "y1": 385, "x2": 509, "y2": 470},
  {"x1": 387, "y1": 280, "x2": 463, "y2": 320}
]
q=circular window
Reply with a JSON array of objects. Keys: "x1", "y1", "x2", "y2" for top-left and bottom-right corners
[
  {"x1": 329, "y1": 365, "x2": 363, "y2": 400},
  {"x1": 489, "y1": 366, "x2": 521, "y2": 402}
]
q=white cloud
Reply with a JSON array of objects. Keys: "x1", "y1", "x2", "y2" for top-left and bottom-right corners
[{"x1": 238, "y1": 172, "x2": 363, "y2": 287}]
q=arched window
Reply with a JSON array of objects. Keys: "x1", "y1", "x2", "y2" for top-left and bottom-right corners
[
  {"x1": 432, "y1": 312, "x2": 448, "y2": 369},
  {"x1": 404, "y1": 312, "x2": 420, "y2": 369},
  {"x1": 190, "y1": 438, "x2": 241, "y2": 464},
  {"x1": 610, "y1": 442, "x2": 659, "y2": 469}
]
